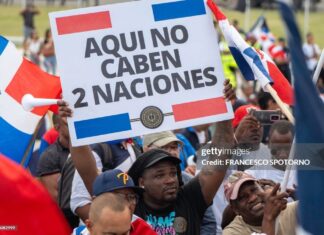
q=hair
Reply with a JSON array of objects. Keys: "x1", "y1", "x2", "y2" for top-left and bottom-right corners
[
  {"x1": 44, "y1": 29, "x2": 52, "y2": 44},
  {"x1": 269, "y1": 120, "x2": 294, "y2": 137},
  {"x1": 257, "y1": 90, "x2": 275, "y2": 110},
  {"x1": 306, "y1": 32, "x2": 313, "y2": 38},
  {"x1": 89, "y1": 193, "x2": 128, "y2": 223}
]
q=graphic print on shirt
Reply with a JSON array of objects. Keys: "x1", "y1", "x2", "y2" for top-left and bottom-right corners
[{"x1": 146, "y1": 211, "x2": 176, "y2": 235}]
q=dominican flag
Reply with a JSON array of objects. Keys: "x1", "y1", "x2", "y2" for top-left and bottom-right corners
[
  {"x1": 278, "y1": 1, "x2": 324, "y2": 234},
  {"x1": 249, "y1": 16, "x2": 287, "y2": 61},
  {"x1": 207, "y1": 0, "x2": 293, "y2": 106},
  {"x1": 0, "y1": 36, "x2": 61, "y2": 165}
]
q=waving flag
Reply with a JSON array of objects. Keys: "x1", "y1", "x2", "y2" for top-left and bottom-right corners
[
  {"x1": 278, "y1": 1, "x2": 324, "y2": 234},
  {"x1": 0, "y1": 36, "x2": 61, "y2": 165},
  {"x1": 0, "y1": 153, "x2": 71, "y2": 234},
  {"x1": 249, "y1": 16, "x2": 287, "y2": 61},
  {"x1": 207, "y1": 0, "x2": 293, "y2": 105}
]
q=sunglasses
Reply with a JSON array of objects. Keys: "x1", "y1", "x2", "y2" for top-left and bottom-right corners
[{"x1": 113, "y1": 192, "x2": 139, "y2": 204}]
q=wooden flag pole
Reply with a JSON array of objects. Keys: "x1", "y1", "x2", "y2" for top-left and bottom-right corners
[
  {"x1": 265, "y1": 83, "x2": 294, "y2": 124},
  {"x1": 20, "y1": 116, "x2": 45, "y2": 167}
]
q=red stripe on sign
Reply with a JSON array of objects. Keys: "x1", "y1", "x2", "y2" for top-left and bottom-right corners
[
  {"x1": 172, "y1": 97, "x2": 228, "y2": 122},
  {"x1": 56, "y1": 11, "x2": 112, "y2": 35}
]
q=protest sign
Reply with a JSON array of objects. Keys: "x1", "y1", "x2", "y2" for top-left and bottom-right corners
[{"x1": 50, "y1": 0, "x2": 233, "y2": 146}]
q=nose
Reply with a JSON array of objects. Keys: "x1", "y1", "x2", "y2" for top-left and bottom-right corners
[
  {"x1": 165, "y1": 174, "x2": 177, "y2": 185},
  {"x1": 248, "y1": 193, "x2": 258, "y2": 204}
]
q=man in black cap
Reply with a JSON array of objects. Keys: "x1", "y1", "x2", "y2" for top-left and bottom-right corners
[{"x1": 59, "y1": 79, "x2": 236, "y2": 234}]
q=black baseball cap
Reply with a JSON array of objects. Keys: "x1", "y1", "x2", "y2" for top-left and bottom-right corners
[{"x1": 128, "y1": 149, "x2": 182, "y2": 186}]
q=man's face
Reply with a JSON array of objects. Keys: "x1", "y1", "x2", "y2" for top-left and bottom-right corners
[
  {"x1": 307, "y1": 34, "x2": 314, "y2": 44},
  {"x1": 89, "y1": 206, "x2": 132, "y2": 235},
  {"x1": 232, "y1": 181, "x2": 264, "y2": 225},
  {"x1": 112, "y1": 188, "x2": 138, "y2": 214},
  {"x1": 269, "y1": 130, "x2": 293, "y2": 160},
  {"x1": 238, "y1": 117, "x2": 263, "y2": 147},
  {"x1": 140, "y1": 161, "x2": 179, "y2": 204},
  {"x1": 146, "y1": 141, "x2": 180, "y2": 159}
]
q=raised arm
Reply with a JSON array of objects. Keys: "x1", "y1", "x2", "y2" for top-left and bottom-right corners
[
  {"x1": 58, "y1": 100, "x2": 99, "y2": 196},
  {"x1": 198, "y1": 80, "x2": 235, "y2": 205}
]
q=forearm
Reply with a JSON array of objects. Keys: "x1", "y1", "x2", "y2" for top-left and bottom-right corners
[
  {"x1": 199, "y1": 120, "x2": 234, "y2": 203},
  {"x1": 261, "y1": 217, "x2": 275, "y2": 235},
  {"x1": 70, "y1": 145, "x2": 98, "y2": 195}
]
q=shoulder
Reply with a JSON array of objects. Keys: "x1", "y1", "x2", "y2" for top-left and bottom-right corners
[
  {"x1": 131, "y1": 216, "x2": 157, "y2": 235},
  {"x1": 223, "y1": 216, "x2": 251, "y2": 235}
]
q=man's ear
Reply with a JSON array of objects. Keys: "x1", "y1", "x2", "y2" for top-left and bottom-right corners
[
  {"x1": 138, "y1": 177, "x2": 145, "y2": 189},
  {"x1": 85, "y1": 219, "x2": 93, "y2": 232}
]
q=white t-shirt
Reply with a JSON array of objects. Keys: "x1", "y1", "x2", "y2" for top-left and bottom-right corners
[
  {"x1": 302, "y1": 43, "x2": 321, "y2": 71},
  {"x1": 70, "y1": 151, "x2": 103, "y2": 214},
  {"x1": 70, "y1": 144, "x2": 136, "y2": 215}
]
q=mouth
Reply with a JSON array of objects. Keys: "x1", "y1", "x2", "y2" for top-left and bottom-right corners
[
  {"x1": 164, "y1": 187, "x2": 177, "y2": 194},
  {"x1": 251, "y1": 202, "x2": 264, "y2": 212}
]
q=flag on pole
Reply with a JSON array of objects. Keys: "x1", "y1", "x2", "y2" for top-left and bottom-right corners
[
  {"x1": 278, "y1": 1, "x2": 324, "y2": 234},
  {"x1": 207, "y1": 0, "x2": 293, "y2": 105},
  {"x1": 0, "y1": 153, "x2": 71, "y2": 234},
  {"x1": 249, "y1": 16, "x2": 287, "y2": 61},
  {"x1": 0, "y1": 35, "x2": 61, "y2": 165}
]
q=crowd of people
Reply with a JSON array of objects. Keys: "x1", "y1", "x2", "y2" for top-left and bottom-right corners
[
  {"x1": 15, "y1": 3, "x2": 324, "y2": 235},
  {"x1": 21, "y1": 3, "x2": 57, "y2": 75}
]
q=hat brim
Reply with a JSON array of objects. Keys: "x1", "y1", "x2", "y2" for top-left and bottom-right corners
[
  {"x1": 145, "y1": 155, "x2": 181, "y2": 169},
  {"x1": 153, "y1": 137, "x2": 183, "y2": 148},
  {"x1": 230, "y1": 178, "x2": 256, "y2": 201},
  {"x1": 99, "y1": 185, "x2": 145, "y2": 196}
]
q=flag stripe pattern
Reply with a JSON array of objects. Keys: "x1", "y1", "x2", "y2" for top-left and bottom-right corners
[
  {"x1": 0, "y1": 35, "x2": 61, "y2": 165},
  {"x1": 152, "y1": 0, "x2": 206, "y2": 22},
  {"x1": 172, "y1": 97, "x2": 228, "y2": 122},
  {"x1": 74, "y1": 113, "x2": 132, "y2": 139},
  {"x1": 56, "y1": 11, "x2": 112, "y2": 35},
  {"x1": 207, "y1": 0, "x2": 293, "y2": 105}
]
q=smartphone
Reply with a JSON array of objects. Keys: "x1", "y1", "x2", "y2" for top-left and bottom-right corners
[{"x1": 250, "y1": 109, "x2": 282, "y2": 125}]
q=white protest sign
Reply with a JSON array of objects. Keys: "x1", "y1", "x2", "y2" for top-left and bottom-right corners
[{"x1": 49, "y1": 0, "x2": 234, "y2": 146}]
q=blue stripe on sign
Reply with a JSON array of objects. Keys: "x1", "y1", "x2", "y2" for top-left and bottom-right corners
[
  {"x1": 74, "y1": 113, "x2": 131, "y2": 139},
  {"x1": 229, "y1": 46, "x2": 255, "y2": 81},
  {"x1": 0, "y1": 35, "x2": 9, "y2": 55},
  {"x1": 152, "y1": 0, "x2": 206, "y2": 22},
  {"x1": 0, "y1": 117, "x2": 32, "y2": 164}
]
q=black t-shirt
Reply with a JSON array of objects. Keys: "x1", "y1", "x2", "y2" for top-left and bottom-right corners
[
  {"x1": 135, "y1": 177, "x2": 208, "y2": 235},
  {"x1": 21, "y1": 10, "x2": 37, "y2": 28},
  {"x1": 37, "y1": 140, "x2": 69, "y2": 177}
]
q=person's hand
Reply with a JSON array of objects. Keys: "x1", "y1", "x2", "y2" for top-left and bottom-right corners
[
  {"x1": 223, "y1": 79, "x2": 236, "y2": 101},
  {"x1": 260, "y1": 183, "x2": 288, "y2": 235},
  {"x1": 258, "y1": 179, "x2": 276, "y2": 193},
  {"x1": 185, "y1": 165, "x2": 196, "y2": 176},
  {"x1": 234, "y1": 115, "x2": 260, "y2": 142},
  {"x1": 57, "y1": 100, "x2": 73, "y2": 118},
  {"x1": 286, "y1": 184, "x2": 297, "y2": 201},
  {"x1": 261, "y1": 183, "x2": 288, "y2": 222}
]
